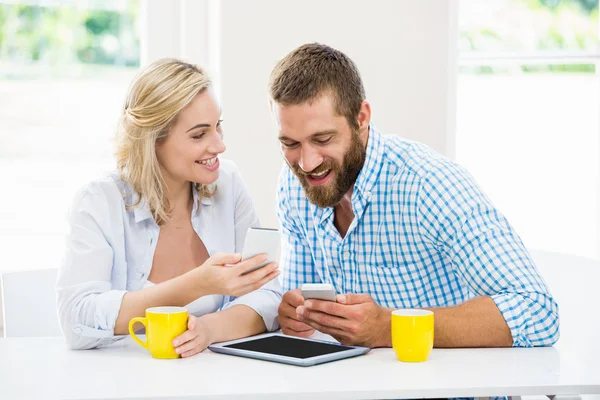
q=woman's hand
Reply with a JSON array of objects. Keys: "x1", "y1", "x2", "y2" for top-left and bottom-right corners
[
  {"x1": 172, "y1": 315, "x2": 212, "y2": 358},
  {"x1": 191, "y1": 252, "x2": 280, "y2": 297}
]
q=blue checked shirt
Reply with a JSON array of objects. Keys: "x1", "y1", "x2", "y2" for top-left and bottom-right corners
[{"x1": 276, "y1": 126, "x2": 559, "y2": 347}]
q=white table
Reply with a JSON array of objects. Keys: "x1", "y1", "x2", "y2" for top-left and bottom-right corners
[{"x1": 1, "y1": 332, "x2": 599, "y2": 400}]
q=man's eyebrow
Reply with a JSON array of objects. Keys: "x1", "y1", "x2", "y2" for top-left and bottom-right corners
[
  {"x1": 278, "y1": 130, "x2": 337, "y2": 141},
  {"x1": 186, "y1": 123, "x2": 211, "y2": 133},
  {"x1": 311, "y1": 130, "x2": 337, "y2": 137}
]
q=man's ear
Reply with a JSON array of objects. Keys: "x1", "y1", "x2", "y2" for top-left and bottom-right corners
[{"x1": 357, "y1": 100, "x2": 371, "y2": 135}]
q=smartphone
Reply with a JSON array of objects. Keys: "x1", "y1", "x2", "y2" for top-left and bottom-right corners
[
  {"x1": 301, "y1": 283, "x2": 337, "y2": 302},
  {"x1": 240, "y1": 227, "x2": 281, "y2": 275}
]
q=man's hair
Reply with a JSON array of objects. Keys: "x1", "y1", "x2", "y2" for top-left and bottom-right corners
[{"x1": 268, "y1": 43, "x2": 365, "y2": 130}]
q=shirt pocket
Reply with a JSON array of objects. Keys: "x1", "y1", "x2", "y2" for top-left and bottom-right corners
[{"x1": 358, "y1": 262, "x2": 426, "y2": 310}]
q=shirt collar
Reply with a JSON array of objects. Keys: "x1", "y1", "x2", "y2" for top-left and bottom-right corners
[
  {"x1": 132, "y1": 194, "x2": 153, "y2": 223},
  {"x1": 353, "y1": 124, "x2": 385, "y2": 202},
  {"x1": 312, "y1": 124, "x2": 385, "y2": 225}
]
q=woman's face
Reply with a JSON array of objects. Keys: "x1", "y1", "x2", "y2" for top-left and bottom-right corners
[{"x1": 156, "y1": 88, "x2": 226, "y2": 186}]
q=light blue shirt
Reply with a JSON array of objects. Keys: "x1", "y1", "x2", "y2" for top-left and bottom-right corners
[
  {"x1": 57, "y1": 159, "x2": 282, "y2": 350},
  {"x1": 277, "y1": 126, "x2": 559, "y2": 347}
]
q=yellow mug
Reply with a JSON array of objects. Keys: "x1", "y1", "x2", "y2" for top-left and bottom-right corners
[
  {"x1": 129, "y1": 306, "x2": 188, "y2": 359},
  {"x1": 391, "y1": 309, "x2": 434, "y2": 362}
]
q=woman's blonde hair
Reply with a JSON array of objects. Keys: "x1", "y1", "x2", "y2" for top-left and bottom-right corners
[{"x1": 116, "y1": 58, "x2": 214, "y2": 225}]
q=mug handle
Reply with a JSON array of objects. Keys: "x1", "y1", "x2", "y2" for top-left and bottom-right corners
[{"x1": 129, "y1": 317, "x2": 148, "y2": 350}]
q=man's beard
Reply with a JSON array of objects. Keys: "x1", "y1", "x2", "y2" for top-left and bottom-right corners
[{"x1": 291, "y1": 131, "x2": 366, "y2": 208}]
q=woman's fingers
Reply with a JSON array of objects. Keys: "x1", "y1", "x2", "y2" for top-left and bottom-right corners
[
  {"x1": 176, "y1": 335, "x2": 202, "y2": 356},
  {"x1": 239, "y1": 261, "x2": 279, "y2": 284},
  {"x1": 181, "y1": 340, "x2": 207, "y2": 358},
  {"x1": 232, "y1": 269, "x2": 280, "y2": 297},
  {"x1": 188, "y1": 315, "x2": 197, "y2": 331},
  {"x1": 207, "y1": 252, "x2": 242, "y2": 266},
  {"x1": 173, "y1": 331, "x2": 196, "y2": 348},
  {"x1": 232, "y1": 254, "x2": 269, "y2": 275},
  {"x1": 252, "y1": 269, "x2": 280, "y2": 289}
]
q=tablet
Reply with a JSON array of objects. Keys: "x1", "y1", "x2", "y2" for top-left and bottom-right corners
[{"x1": 208, "y1": 333, "x2": 370, "y2": 367}]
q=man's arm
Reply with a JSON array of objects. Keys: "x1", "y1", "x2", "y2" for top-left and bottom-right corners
[
  {"x1": 298, "y1": 160, "x2": 559, "y2": 349},
  {"x1": 426, "y1": 296, "x2": 512, "y2": 347},
  {"x1": 417, "y1": 160, "x2": 559, "y2": 347},
  {"x1": 297, "y1": 294, "x2": 512, "y2": 348}
]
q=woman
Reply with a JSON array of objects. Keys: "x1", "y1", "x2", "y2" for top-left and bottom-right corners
[{"x1": 57, "y1": 59, "x2": 282, "y2": 356}]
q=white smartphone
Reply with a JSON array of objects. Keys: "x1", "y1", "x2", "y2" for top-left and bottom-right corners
[
  {"x1": 240, "y1": 227, "x2": 281, "y2": 275},
  {"x1": 301, "y1": 283, "x2": 337, "y2": 302}
]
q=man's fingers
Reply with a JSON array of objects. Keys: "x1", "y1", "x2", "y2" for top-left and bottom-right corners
[
  {"x1": 282, "y1": 327, "x2": 314, "y2": 338},
  {"x1": 304, "y1": 299, "x2": 348, "y2": 318},
  {"x1": 296, "y1": 306, "x2": 351, "y2": 331},
  {"x1": 300, "y1": 319, "x2": 351, "y2": 342},
  {"x1": 284, "y1": 289, "x2": 306, "y2": 307},
  {"x1": 336, "y1": 293, "x2": 372, "y2": 305},
  {"x1": 279, "y1": 315, "x2": 314, "y2": 333},
  {"x1": 279, "y1": 302, "x2": 299, "y2": 320}
]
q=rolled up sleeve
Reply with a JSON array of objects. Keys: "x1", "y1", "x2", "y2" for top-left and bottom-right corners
[
  {"x1": 221, "y1": 278, "x2": 282, "y2": 331},
  {"x1": 418, "y1": 161, "x2": 560, "y2": 347},
  {"x1": 57, "y1": 186, "x2": 127, "y2": 350}
]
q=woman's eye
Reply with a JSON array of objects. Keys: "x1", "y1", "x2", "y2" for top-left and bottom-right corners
[
  {"x1": 192, "y1": 133, "x2": 206, "y2": 140},
  {"x1": 217, "y1": 119, "x2": 223, "y2": 128}
]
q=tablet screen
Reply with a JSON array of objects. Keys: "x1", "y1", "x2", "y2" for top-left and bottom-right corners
[{"x1": 223, "y1": 335, "x2": 353, "y2": 359}]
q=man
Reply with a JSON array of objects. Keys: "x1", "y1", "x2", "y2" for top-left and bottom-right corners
[{"x1": 270, "y1": 43, "x2": 559, "y2": 348}]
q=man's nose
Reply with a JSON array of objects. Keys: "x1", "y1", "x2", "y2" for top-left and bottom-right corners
[{"x1": 298, "y1": 147, "x2": 322, "y2": 172}]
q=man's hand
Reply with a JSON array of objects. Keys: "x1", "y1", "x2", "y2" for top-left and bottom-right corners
[
  {"x1": 278, "y1": 289, "x2": 315, "y2": 338},
  {"x1": 296, "y1": 293, "x2": 392, "y2": 348}
]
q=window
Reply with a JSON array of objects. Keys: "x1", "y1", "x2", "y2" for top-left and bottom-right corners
[
  {"x1": 457, "y1": 0, "x2": 600, "y2": 259},
  {"x1": 0, "y1": 0, "x2": 140, "y2": 270}
]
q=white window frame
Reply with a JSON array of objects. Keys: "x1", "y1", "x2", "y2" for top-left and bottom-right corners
[{"x1": 140, "y1": 0, "x2": 221, "y2": 96}]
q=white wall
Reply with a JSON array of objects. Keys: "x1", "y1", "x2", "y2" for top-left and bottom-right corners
[
  {"x1": 218, "y1": 0, "x2": 458, "y2": 227},
  {"x1": 0, "y1": 0, "x2": 458, "y2": 338}
]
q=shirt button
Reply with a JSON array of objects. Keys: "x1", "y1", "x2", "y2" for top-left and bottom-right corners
[{"x1": 344, "y1": 250, "x2": 351, "y2": 258}]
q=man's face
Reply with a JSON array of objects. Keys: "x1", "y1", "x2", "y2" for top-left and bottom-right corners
[{"x1": 273, "y1": 94, "x2": 366, "y2": 208}]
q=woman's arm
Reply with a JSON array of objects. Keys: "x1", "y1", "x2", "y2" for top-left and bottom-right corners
[
  {"x1": 113, "y1": 252, "x2": 275, "y2": 334},
  {"x1": 113, "y1": 268, "x2": 213, "y2": 334},
  {"x1": 172, "y1": 305, "x2": 266, "y2": 358},
  {"x1": 202, "y1": 305, "x2": 266, "y2": 342}
]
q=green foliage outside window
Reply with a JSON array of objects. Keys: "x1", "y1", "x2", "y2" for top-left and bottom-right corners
[
  {"x1": 460, "y1": 0, "x2": 598, "y2": 74},
  {"x1": 0, "y1": 1, "x2": 139, "y2": 79}
]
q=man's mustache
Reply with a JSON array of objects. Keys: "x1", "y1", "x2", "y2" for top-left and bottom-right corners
[{"x1": 292, "y1": 162, "x2": 333, "y2": 177}]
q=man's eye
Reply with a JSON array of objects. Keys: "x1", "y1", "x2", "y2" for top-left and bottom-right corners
[
  {"x1": 315, "y1": 138, "x2": 332, "y2": 145},
  {"x1": 217, "y1": 119, "x2": 223, "y2": 128},
  {"x1": 282, "y1": 142, "x2": 299, "y2": 148}
]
